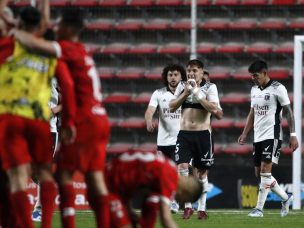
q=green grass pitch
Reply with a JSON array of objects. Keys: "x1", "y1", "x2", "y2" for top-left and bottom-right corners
[{"x1": 35, "y1": 209, "x2": 304, "y2": 228}]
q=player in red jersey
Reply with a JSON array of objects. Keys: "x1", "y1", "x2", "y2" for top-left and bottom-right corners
[
  {"x1": 14, "y1": 9, "x2": 111, "y2": 228},
  {"x1": 0, "y1": 5, "x2": 76, "y2": 228},
  {"x1": 106, "y1": 151, "x2": 203, "y2": 228}
]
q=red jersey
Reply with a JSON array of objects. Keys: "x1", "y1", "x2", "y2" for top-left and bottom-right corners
[
  {"x1": 58, "y1": 41, "x2": 105, "y2": 118},
  {"x1": 106, "y1": 151, "x2": 178, "y2": 204}
]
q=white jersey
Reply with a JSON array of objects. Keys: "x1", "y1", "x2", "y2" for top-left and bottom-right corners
[
  {"x1": 149, "y1": 87, "x2": 181, "y2": 146},
  {"x1": 174, "y1": 81, "x2": 220, "y2": 105},
  {"x1": 48, "y1": 78, "x2": 59, "y2": 133},
  {"x1": 251, "y1": 80, "x2": 290, "y2": 142}
]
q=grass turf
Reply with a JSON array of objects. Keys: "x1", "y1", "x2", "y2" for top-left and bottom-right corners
[{"x1": 35, "y1": 209, "x2": 304, "y2": 228}]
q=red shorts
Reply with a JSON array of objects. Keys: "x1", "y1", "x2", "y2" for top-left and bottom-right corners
[
  {"x1": 109, "y1": 194, "x2": 130, "y2": 228},
  {"x1": 0, "y1": 114, "x2": 52, "y2": 170},
  {"x1": 57, "y1": 114, "x2": 110, "y2": 173}
]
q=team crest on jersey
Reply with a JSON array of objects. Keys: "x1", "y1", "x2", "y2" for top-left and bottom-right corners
[{"x1": 264, "y1": 93, "x2": 270, "y2": 101}]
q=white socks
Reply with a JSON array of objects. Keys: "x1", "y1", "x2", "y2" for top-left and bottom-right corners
[
  {"x1": 197, "y1": 178, "x2": 208, "y2": 211},
  {"x1": 178, "y1": 168, "x2": 192, "y2": 208},
  {"x1": 34, "y1": 184, "x2": 41, "y2": 210},
  {"x1": 256, "y1": 173, "x2": 288, "y2": 210}
]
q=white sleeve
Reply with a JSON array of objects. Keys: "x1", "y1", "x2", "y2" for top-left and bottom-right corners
[
  {"x1": 207, "y1": 84, "x2": 219, "y2": 103},
  {"x1": 277, "y1": 84, "x2": 290, "y2": 106},
  {"x1": 52, "y1": 41, "x2": 62, "y2": 58},
  {"x1": 250, "y1": 87, "x2": 254, "y2": 108},
  {"x1": 48, "y1": 78, "x2": 59, "y2": 109},
  {"x1": 174, "y1": 82, "x2": 185, "y2": 97},
  {"x1": 148, "y1": 90, "x2": 159, "y2": 108}
]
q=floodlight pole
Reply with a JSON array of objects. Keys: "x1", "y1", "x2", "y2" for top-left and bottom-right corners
[
  {"x1": 190, "y1": 0, "x2": 197, "y2": 60},
  {"x1": 292, "y1": 35, "x2": 303, "y2": 210}
]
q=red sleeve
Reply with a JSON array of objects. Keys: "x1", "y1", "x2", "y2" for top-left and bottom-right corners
[
  {"x1": 159, "y1": 163, "x2": 178, "y2": 204},
  {"x1": 0, "y1": 37, "x2": 14, "y2": 65},
  {"x1": 55, "y1": 60, "x2": 76, "y2": 128}
]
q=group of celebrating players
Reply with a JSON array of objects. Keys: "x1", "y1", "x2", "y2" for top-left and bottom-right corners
[{"x1": 0, "y1": 0, "x2": 300, "y2": 228}]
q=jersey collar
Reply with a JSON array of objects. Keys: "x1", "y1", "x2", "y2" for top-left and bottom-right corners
[{"x1": 258, "y1": 79, "x2": 273, "y2": 91}]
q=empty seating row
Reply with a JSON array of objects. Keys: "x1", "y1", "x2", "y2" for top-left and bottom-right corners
[
  {"x1": 86, "y1": 18, "x2": 304, "y2": 31},
  {"x1": 98, "y1": 66, "x2": 292, "y2": 80},
  {"x1": 108, "y1": 117, "x2": 304, "y2": 129},
  {"x1": 87, "y1": 42, "x2": 295, "y2": 56},
  {"x1": 106, "y1": 142, "x2": 299, "y2": 156},
  {"x1": 11, "y1": 0, "x2": 304, "y2": 7}
]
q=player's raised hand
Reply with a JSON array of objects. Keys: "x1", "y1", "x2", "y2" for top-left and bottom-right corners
[
  {"x1": 289, "y1": 136, "x2": 299, "y2": 152},
  {"x1": 238, "y1": 134, "x2": 247, "y2": 145},
  {"x1": 61, "y1": 125, "x2": 77, "y2": 145}
]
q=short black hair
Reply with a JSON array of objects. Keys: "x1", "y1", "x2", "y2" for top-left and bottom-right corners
[
  {"x1": 43, "y1": 28, "x2": 55, "y2": 41},
  {"x1": 60, "y1": 9, "x2": 85, "y2": 35},
  {"x1": 248, "y1": 60, "x2": 268, "y2": 74},
  {"x1": 203, "y1": 70, "x2": 209, "y2": 77},
  {"x1": 187, "y1": 59, "x2": 204, "y2": 69},
  {"x1": 161, "y1": 63, "x2": 187, "y2": 88},
  {"x1": 19, "y1": 6, "x2": 41, "y2": 30}
]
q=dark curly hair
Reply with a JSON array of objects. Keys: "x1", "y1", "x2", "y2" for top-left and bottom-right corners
[{"x1": 161, "y1": 63, "x2": 187, "y2": 88}]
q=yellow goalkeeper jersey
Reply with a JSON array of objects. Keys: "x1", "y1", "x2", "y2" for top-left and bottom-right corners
[{"x1": 0, "y1": 39, "x2": 57, "y2": 121}]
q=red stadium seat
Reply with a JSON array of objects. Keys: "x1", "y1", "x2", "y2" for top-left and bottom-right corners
[
  {"x1": 50, "y1": 0, "x2": 71, "y2": 6},
  {"x1": 220, "y1": 93, "x2": 250, "y2": 104},
  {"x1": 259, "y1": 18, "x2": 286, "y2": 30},
  {"x1": 217, "y1": 42, "x2": 245, "y2": 53},
  {"x1": 155, "y1": 0, "x2": 183, "y2": 5},
  {"x1": 273, "y1": 42, "x2": 293, "y2": 54},
  {"x1": 271, "y1": 0, "x2": 294, "y2": 5},
  {"x1": 72, "y1": 0, "x2": 99, "y2": 6},
  {"x1": 99, "y1": 0, "x2": 126, "y2": 6},
  {"x1": 213, "y1": 144, "x2": 223, "y2": 154},
  {"x1": 288, "y1": 18, "x2": 304, "y2": 29},
  {"x1": 223, "y1": 143, "x2": 252, "y2": 155},
  {"x1": 118, "y1": 117, "x2": 146, "y2": 129},
  {"x1": 199, "y1": 18, "x2": 230, "y2": 30},
  {"x1": 211, "y1": 119, "x2": 234, "y2": 129},
  {"x1": 228, "y1": 18, "x2": 257, "y2": 30},
  {"x1": 86, "y1": 19, "x2": 114, "y2": 31},
  {"x1": 246, "y1": 42, "x2": 273, "y2": 54},
  {"x1": 234, "y1": 120, "x2": 246, "y2": 129},
  {"x1": 97, "y1": 67, "x2": 116, "y2": 79},
  {"x1": 85, "y1": 44, "x2": 101, "y2": 55},
  {"x1": 109, "y1": 118, "x2": 119, "y2": 127},
  {"x1": 13, "y1": 0, "x2": 31, "y2": 6},
  {"x1": 115, "y1": 19, "x2": 143, "y2": 31},
  {"x1": 232, "y1": 67, "x2": 250, "y2": 80},
  {"x1": 102, "y1": 43, "x2": 130, "y2": 54},
  {"x1": 143, "y1": 19, "x2": 171, "y2": 30},
  {"x1": 268, "y1": 67, "x2": 290, "y2": 79},
  {"x1": 129, "y1": 0, "x2": 154, "y2": 6},
  {"x1": 158, "y1": 43, "x2": 188, "y2": 54},
  {"x1": 103, "y1": 93, "x2": 131, "y2": 104},
  {"x1": 132, "y1": 92, "x2": 152, "y2": 104},
  {"x1": 214, "y1": 0, "x2": 240, "y2": 5},
  {"x1": 208, "y1": 67, "x2": 231, "y2": 80},
  {"x1": 132, "y1": 143, "x2": 157, "y2": 153},
  {"x1": 107, "y1": 143, "x2": 133, "y2": 154},
  {"x1": 241, "y1": 0, "x2": 268, "y2": 4},
  {"x1": 144, "y1": 67, "x2": 163, "y2": 80},
  {"x1": 129, "y1": 43, "x2": 158, "y2": 54},
  {"x1": 197, "y1": 42, "x2": 217, "y2": 54},
  {"x1": 171, "y1": 18, "x2": 192, "y2": 30},
  {"x1": 116, "y1": 67, "x2": 145, "y2": 79},
  {"x1": 183, "y1": 0, "x2": 210, "y2": 5},
  {"x1": 298, "y1": 0, "x2": 304, "y2": 4}
]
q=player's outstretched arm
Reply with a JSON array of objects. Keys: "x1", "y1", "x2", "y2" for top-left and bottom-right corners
[
  {"x1": 282, "y1": 104, "x2": 299, "y2": 151},
  {"x1": 159, "y1": 201, "x2": 178, "y2": 228},
  {"x1": 14, "y1": 30, "x2": 60, "y2": 57},
  {"x1": 145, "y1": 105, "x2": 157, "y2": 132},
  {"x1": 238, "y1": 108, "x2": 254, "y2": 145}
]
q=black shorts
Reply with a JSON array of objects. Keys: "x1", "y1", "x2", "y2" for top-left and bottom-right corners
[
  {"x1": 157, "y1": 145, "x2": 176, "y2": 161},
  {"x1": 174, "y1": 130, "x2": 214, "y2": 170},
  {"x1": 253, "y1": 139, "x2": 282, "y2": 166}
]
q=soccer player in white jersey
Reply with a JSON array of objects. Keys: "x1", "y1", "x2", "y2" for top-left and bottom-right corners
[
  {"x1": 170, "y1": 59, "x2": 222, "y2": 220},
  {"x1": 32, "y1": 78, "x2": 62, "y2": 222},
  {"x1": 145, "y1": 63, "x2": 187, "y2": 159},
  {"x1": 238, "y1": 60, "x2": 298, "y2": 217}
]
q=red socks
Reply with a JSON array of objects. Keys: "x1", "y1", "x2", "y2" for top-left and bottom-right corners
[
  {"x1": 40, "y1": 181, "x2": 57, "y2": 228},
  {"x1": 11, "y1": 191, "x2": 33, "y2": 228},
  {"x1": 88, "y1": 195, "x2": 110, "y2": 228},
  {"x1": 59, "y1": 184, "x2": 75, "y2": 228}
]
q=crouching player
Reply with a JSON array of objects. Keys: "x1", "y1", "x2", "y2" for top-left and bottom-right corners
[{"x1": 106, "y1": 151, "x2": 203, "y2": 228}]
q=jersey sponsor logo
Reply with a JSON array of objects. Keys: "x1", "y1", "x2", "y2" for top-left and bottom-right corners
[
  {"x1": 162, "y1": 108, "x2": 181, "y2": 119},
  {"x1": 16, "y1": 58, "x2": 49, "y2": 73},
  {"x1": 264, "y1": 93, "x2": 270, "y2": 101},
  {"x1": 254, "y1": 104, "x2": 269, "y2": 116}
]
